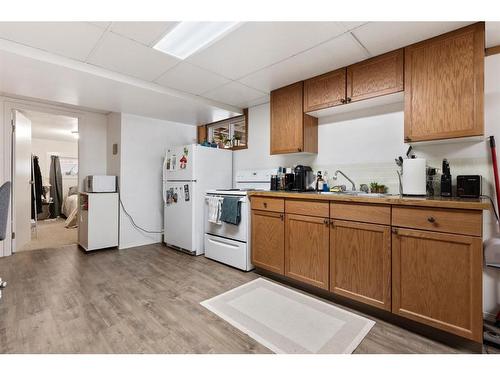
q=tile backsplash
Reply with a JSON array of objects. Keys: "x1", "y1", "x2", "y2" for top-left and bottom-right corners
[
  {"x1": 314, "y1": 157, "x2": 493, "y2": 194},
  {"x1": 313, "y1": 156, "x2": 498, "y2": 239}
]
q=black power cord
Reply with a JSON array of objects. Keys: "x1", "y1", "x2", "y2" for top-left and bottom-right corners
[
  {"x1": 481, "y1": 194, "x2": 499, "y2": 222},
  {"x1": 117, "y1": 184, "x2": 163, "y2": 234}
]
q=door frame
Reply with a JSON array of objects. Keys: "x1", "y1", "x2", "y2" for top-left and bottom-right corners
[{"x1": 1, "y1": 97, "x2": 83, "y2": 257}]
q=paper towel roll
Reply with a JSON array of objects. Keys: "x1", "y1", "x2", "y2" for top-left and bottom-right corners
[{"x1": 402, "y1": 158, "x2": 426, "y2": 195}]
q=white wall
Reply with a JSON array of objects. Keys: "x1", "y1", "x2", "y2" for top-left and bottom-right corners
[
  {"x1": 106, "y1": 112, "x2": 121, "y2": 178},
  {"x1": 110, "y1": 113, "x2": 196, "y2": 250},
  {"x1": 78, "y1": 111, "x2": 107, "y2": 191},
  {"x1": 233, "y1": 54, "x2": 500, "y2": 317},
  {"x1": 31, "y1": 138, "x2": 78, "y2": 200}
]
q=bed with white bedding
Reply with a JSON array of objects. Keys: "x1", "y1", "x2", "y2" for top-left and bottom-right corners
[
  {"x1": 62, "y1": 187, "x2": 79, "y2": 228},
  {"x1": 62, "y1": 194, "x2": 78, "y2": 218}
]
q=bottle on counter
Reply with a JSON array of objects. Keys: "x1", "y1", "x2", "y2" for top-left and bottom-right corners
[
  {"x1": 281, "y1": 166, "x2": 287, "y2": 190},
  {"x1": 277, "y1": 166, "x2": 286, "y2": 190},
  {"x1": 322, "y1": 171, "x2": 329, "y2": 192},
  {"x1": 316, "y1": 171, "x2": 324, "y2": 192},
  {"x1": 270, "y1": 174, "x2": 278, "y2": 191},
  {"x1": 285, "y1": 168, "x2": 295, "y2": 191}
]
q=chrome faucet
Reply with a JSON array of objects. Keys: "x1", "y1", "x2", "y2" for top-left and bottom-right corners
[{"x1": 333, "y1": 170, "x2": 356, "y2": 191}]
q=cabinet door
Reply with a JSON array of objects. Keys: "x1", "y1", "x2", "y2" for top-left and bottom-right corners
[
  {"x1": 251, "y1": 210, "x2": 285, "y2": 274},
  {"x1": 404, "y1": 23, "x2": 484, "y2": 142},
  {"x1": 330, "y1": 220, "x2": 391, "y2": 311},
  {"x1": 392, "y1": 228, "x2": 482, "y2": 342},
  {"x1": 304, "y1": 68, "x2": 346, "y2": 112},
  {"x1": 346, "y1": 49, "x2": 403, "y2": 103},
  {"x1": 270, "y1": 82, "x2": 304, "y2": 154},
  {"x1": 285, "y1": 214, "x2": 329, "y2": 289}
]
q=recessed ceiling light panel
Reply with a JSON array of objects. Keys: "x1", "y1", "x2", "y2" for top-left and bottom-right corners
[{"x1": 154, "y1": 22, "x2": 241, "y2": 60}]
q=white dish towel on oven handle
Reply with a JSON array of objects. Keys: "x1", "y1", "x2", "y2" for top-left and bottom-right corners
[{"x1": 207, "y1": 196, "x2": 223, "y2": 224}]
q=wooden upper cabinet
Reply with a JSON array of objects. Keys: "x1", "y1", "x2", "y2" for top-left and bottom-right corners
[
  {"x1": 197, "y1": 125, "x2": 207, "y2": 144},
  {"x1": 304, "y1": 68, "x2": 346, "y2": 112},
  {"x1": 251, "y1": 210, "x2": 285, "y2": 274},
  {"x1": 346, "y1": 49, "x2": 404, "y2": 103},
  {"x1": 270, "y1": 82, "x2": 318, "y2": 154},
  {"x1": 392, "y1": 228, "x2": 483, "y2": 342},
  {"x1": 330, "y1": 220, "x2": 391, "y2": 311},
  {"x1": 404, "y1": 22, "x2": 485, "y2": 142},
  {"x1": 285, "y1": 213, "x2": 330, "y2": 289}
]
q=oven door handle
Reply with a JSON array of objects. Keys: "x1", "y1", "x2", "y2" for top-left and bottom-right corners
[{"x1": 207, "y1": 237, "x2": 240, "y2": 249}]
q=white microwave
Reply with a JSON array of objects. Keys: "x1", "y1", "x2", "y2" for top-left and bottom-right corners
[{"x1": 84, "y1": 175, "x2": 117, "y2": 193}]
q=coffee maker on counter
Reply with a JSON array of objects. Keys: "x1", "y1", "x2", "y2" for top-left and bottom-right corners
[
  {"x1": 292, "y1": 165, "x2": 315, "y2": 192},
  {"x1": 270, "y1": 165, "x2": 315, "y2": 192}
]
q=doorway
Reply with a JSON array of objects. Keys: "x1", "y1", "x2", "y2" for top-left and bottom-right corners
[{"x1": 13, "y1": 109, "x2": 79, "y2": 252}]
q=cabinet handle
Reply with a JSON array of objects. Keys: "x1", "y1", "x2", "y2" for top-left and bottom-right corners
[
  {"x1": 427, "y1": 216, "x2": 436, "y2": 223},
  {"x1": 323, "y1": 218, "x2": 329, "y2": 226},
  {"x1": 340, "y1": 98, "x2": 346, "y2": 104},
  {"x1": 330, "y1": 219, "x2": 335, "y2": 228},
  {"x1": 279, "y1": 213, "x2": 284, "y2": 221},
  {"x1": 263, "y1": 202, "x2": 267, "y2": 208},
  {"x1": 392, "y1": 228, "x2": 398, "y2": 235},
  {"x1": 297, "y1": 148, "x2": 302, "y2": 152},
  {"x1": 346, "y1": 97, "x2": 352, "y2": 103},
  {"x1": 404, "y1": 136, "x2": 411, "y2": 142}
]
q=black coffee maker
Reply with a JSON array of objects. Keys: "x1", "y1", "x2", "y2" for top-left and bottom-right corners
[{"x1": 292, "y1": 165, "x2": 314, "y2": 192}]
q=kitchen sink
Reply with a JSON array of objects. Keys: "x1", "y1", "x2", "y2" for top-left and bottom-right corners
[{"x1": 319, "y1": 191, "x2": 394, "y2": 198}]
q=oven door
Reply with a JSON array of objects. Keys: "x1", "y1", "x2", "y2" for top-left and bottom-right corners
[
  {"x1": 204, "y1": 234, "x2": 251, "y2": 271},
  {"x1": 204, "y1": 196, "x2": 248, "y2": 242}
]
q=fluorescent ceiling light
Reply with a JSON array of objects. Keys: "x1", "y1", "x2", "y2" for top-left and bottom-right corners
[{"x1": 154, "y1": 22, "x2": 240, "y2": 59}]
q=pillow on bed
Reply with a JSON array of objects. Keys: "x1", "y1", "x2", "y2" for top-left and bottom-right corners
[{"x1": 68, "y1": 186, "x2": 78, "y2": 196}]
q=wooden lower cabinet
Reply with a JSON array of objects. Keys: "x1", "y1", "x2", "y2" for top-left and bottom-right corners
[
  {"x1": 392, "y1": 228, "x2": 483, "y2": 342},
  {"x1": 251, "y1": 210, "x2": 285, "y2": 274},
  {"x1": 285, "y1": 214, "x2": 330, "y2": 289},
  {"x1": 330, "y1": 220, "x2": 392, "y2": 311}
]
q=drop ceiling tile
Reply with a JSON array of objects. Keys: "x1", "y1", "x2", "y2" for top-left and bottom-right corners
[
  {"x1": 0, "y1": 22, "x2": 105, "y2": 61},
  {"x1": 486, "y1": 21, "x2": 500, "y2": 48},
  {"x1": 202, "y1": 81, "x2": 266, "y2": 107},
  {"x1": 239, "y1": 95, "x2": 270, "y2": 108},
  {"x1": 156, "y1": 62, "x2": 230, "y2": 95},
  {"x1": 89, "y1": 22, "x2": 111, "y2": 29},
  {"x1": 340, "y1": 22, "x2": 368, "y2": 31},
  {"x1": 87, "y1": 31, "x2": 180, "y2": 81},
  {"x1": 239, "y1": 33, "x2": 369, "y2": 93},
  {"x1": 187, "y1": 22, "x2": 351, "y2": 80},
  {"x1": 352, "y1": 21, "x2": 473, "y2": 56},
  {"x1": 109, "y1": 21, "x2": 178, "y2": 46}
]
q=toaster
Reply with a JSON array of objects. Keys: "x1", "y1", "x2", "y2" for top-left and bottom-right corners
[{"x1": 456, "y1": 175, "x2": 481, "y2": 198}]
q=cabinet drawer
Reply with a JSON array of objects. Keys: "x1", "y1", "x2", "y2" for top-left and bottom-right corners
[
  {"x1": 330, "y1": 203, "x2": 391, "y2": 225},
  {"x1": 251, "y1": 197, "x2": 284, "y2": 212},
  {"x1": 392, "y1": 206, "x2": 482, "y2": 236},
  {"x1": 285, "y1": 199, "x2": 329, "y2": 217}
]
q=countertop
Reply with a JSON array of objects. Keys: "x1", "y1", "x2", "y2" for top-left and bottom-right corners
[{"x1": 247, "y1": 191, "x2": 491, "y2": 210}]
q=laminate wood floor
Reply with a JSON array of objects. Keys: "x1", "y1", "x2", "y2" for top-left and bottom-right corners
[{"x1": 0, "y1": 244, "x2": 496, "y2": 354}]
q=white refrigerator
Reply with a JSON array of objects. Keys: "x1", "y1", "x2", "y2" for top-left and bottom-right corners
[{"x1": 163, "y1": 144, "x2": 232, "y2": 255}]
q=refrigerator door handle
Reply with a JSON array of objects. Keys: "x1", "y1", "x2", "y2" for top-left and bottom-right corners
[
  {"x1": 162, "y1": 181, "x2": 166, "y2": 204},
  {"x1": 162, "y1": 154, "x2": 167, "y2": 174}
]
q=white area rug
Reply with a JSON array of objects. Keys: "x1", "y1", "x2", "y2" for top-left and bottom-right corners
[{"x1": 201, "y1": 278, "x2": 375, "y2": 354}]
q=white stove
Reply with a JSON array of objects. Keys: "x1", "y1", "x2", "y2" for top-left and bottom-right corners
[{"x1": 203, "y1": 169, "x2": 276, "y2": 271}]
